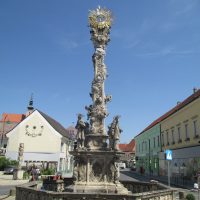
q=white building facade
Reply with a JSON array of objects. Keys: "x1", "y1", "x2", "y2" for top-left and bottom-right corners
[{"x1": 6, "y1": 109, "x2": 74, "y2": 175}]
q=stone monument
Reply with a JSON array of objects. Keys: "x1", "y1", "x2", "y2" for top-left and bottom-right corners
[
  {"x1": 13, "y1": 143, "x2": 24, "y2": 180},
  {"x1": 15, "y1": 7, "x2": 176, "y2": 200},
  {"x1": 71, "y1": 6, "x2": 128, "y2": 194}
]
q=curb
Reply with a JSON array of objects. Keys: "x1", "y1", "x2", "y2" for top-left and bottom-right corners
[{"x1": 0, "y1": 195, "x2": 10, "y2": 200}]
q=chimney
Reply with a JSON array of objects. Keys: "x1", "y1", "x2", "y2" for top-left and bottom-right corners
[
  {"x1": 193, "y1": 87, "x2": 198, "y2": 94},
  {"x1": 177, "y1": 101, "x2": 181, "y2": 105}
]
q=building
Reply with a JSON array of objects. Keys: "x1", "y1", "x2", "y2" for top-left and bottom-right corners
[
  {"x1": 160, "y1": 88, "x2": 200, "y2": 180},
  {"x1": 135, "y1": 88, "x2": 200, "y2": 181},
  {"x1": 0, "y1": 113, "x2": 25, "y2": 151},
  {"x1": 66, "y1": 125, "x2": 77, "y2": 140},
  {"x1": 5, "y1": 99, "x2": 74, "y2": 175},
  {"x1": 135, "y1": 124, "x2": 161, "y2": 175},
  {"x1": 118, "y1": 139, "x2": 136, "y2": 168}
]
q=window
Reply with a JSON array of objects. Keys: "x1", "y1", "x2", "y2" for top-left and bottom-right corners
[
  {"x1": 153, "y1": 137, "x2": 155, "y2": 148},
  {"x1": 157, "y1": 135, "x2": 160, "y2": 147},
  {"x1": 166, "y1": 131, "x2": 169, "y2": 145},
  {"x1": 177, "y1": 127, "x2": 182, "y2": 143},
  {"x1": 139, "y1": 143, "x2": 140, "y2": 152},
  {"x1": 162, "y1": 133, "x2": 164, "y2": 146},
  {"x1": 145, "y1": 141, "x2": 147, "y2": 151},
  {"x1": 171, "y1": 129, "x2": 175, "y2": 144},
  {"x1": 142, "y1": 141, "x2": 144, "y2": 152},
  {"x1": 185, "y1": 124, "x2": 190, "y2": 141},
  {"x1": 193, "y1": 120, "x2": 199, "y2": 138},
  {"x1": 60, "y1": 142, "x2": 64, "y2": 152}
]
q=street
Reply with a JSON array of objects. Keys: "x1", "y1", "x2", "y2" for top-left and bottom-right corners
[
  {"x1": 0, "y1": 185, "x2": 14, "y2": 196},
  {"x1": 120, "y1": 169, "x2": 200, "y2": 200},
  {"x1": 0, "y1": 172, "x2": 28, "y2": 198}
]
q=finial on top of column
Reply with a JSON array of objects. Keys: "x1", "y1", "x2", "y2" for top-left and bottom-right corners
[{"x1": 88, "y1": 6, "x2": 113, "y2": 29}]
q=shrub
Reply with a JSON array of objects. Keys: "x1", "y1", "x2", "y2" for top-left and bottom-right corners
[
  {"x1": 186, "y1": 193, "x2": 195, "y2": 200},
  {"x1": 23, "y1": 171, "x2": 29, "y2": 180},
  {"x1": 41, "y1": 168, "x2": 55, "y2": 175},
  {"x1": 0, "y1": 157, "x2": 9, "y2": 170},
  {"x1": 0, "y1": 157, "x2": 19, "y2": 170}
]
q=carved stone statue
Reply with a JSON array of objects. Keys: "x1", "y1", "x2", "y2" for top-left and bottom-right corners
[
  {"x1": 108, "y1": 124, "x2": 114, "y2": 150},
  {"x1": 78, "y1": 163, "x2": 86, "y2": 182},
  {"x1": 109, "y1": 163, "x2": 115, "y2": 182},
  {"x1": 85, "y1": 105, "x2": 93, "y2": 120},
  {"x1": 75, "y1": 114, "x2": 86, "y2": 149},
  {"x1": 114, "y1": 162, "x2": 120, "y2": 184},
  {"x1": 108, "y1": 116, "x2": 122, "y2": 151},
  {"x1": 73, "y1": 165, "x2": 78, "y2": 182},
  {"x1": 18, "y1": 143, "x2": 24, "y2": 169},
  {"x1": 18, "y1": 143, "x2": 24, "y2": 157},
  {"x1": 104, "y1": 95, "x2": 112, "y2": 104}
]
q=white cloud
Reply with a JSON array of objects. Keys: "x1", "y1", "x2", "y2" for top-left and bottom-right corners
[
  {"x1": 112, "y1": 19, "x2": 155, "y2": 49},
  {"x1": 59, "y1": 37, "x2": 90, "y2": 51},
  {"x1": 60, "y1": 38, "x2": 79, "y2": 50},
  {"x1": 125, "y1": 39, "x2": 141, "y2": 49}
]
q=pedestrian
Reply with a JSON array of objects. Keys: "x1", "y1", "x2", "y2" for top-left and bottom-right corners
[{"x1": 31, "y1": 166, "x2": 38, "y2": 181}]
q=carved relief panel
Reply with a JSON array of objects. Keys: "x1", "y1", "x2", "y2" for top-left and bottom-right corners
[{"x1": 25, "y1": 125, "x2": 44, "y2": 137}]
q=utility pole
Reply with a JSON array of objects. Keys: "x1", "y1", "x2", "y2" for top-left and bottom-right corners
[
  {"x1": 168, "y1": 160, "x2": 170, "y2": 187},
  {"x1": 165, "y1": 149, "x2": 172, "y2": 187}
]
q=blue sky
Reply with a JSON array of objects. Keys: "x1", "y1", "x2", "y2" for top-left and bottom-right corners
[{"x1": 0, "y1": 0, "x2": 200, "y2": 143}]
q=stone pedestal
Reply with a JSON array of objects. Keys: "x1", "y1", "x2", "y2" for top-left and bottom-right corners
[
  {"x1": 86, "y1": 134, "x2": 108, "y2": 150},
  {"x1": 13, "y1": 169, "x2": 24, "y2": 180},
  {"x1": 71, "y1": 150, "x2": 128, "y2": 194}
]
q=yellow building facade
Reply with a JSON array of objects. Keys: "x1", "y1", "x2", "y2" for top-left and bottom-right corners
[
  {"x1": 159, "y1": 89, "x2": 200, "y2": 181},
  {"x1": 161, "y1": 97, "x2": 200, "y2": 151}
]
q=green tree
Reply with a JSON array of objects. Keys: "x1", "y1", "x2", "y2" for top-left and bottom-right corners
[{"x1": 0, "y1": 157, "x2": 18, "y2": 170}]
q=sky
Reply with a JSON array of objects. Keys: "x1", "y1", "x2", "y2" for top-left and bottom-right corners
[{"x1": 0, "y1": 0, "x2": 200, "y2": 143}]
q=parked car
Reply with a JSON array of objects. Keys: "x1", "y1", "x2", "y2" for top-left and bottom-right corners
[
  {"x1": 4, "y1": 166, "x2": 17, "y2": 174},
  {"x1": 117, "y1": 162, "x2": 126, "y2": 169},
  {"x1": 131, "y1": 166, "x2": 136, "y2": 171}
]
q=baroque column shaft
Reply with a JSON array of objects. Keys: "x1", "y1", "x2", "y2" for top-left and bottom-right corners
[{"x1": 84, "y1": 7, "x2": 112, "y2": 150}]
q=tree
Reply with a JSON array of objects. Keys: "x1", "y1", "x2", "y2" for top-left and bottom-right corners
[{"x1": 0, "y1": 156, "x2": 18, "y2": 170}]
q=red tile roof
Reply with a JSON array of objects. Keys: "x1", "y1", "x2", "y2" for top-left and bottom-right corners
[
  {"x1": 0, "y1": 113, "x2": 25, "y2": 123},
  {"x1": 119, "y1": 139, "x2": 135, "y2": 152},
  {"x1": 136, "y1": 89, "x2": 200, "y2": 137}
]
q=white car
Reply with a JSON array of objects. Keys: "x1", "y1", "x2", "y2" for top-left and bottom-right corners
[{"x1": 117, "y1": 162, "x2": 126, "y2": 169}]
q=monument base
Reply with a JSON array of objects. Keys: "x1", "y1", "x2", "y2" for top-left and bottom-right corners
[
  {"x1": 13, "y1": 169, "x2": 24, "y2": 180},
  {"x1": 66, "y1": 182, "x2": 129, "y2": 194}
]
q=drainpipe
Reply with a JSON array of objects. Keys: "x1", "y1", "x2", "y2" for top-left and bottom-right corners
[{"x1": 149, "y1": 139, "x2": 151, "y2": 176}]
